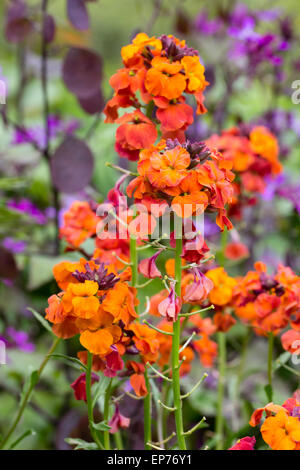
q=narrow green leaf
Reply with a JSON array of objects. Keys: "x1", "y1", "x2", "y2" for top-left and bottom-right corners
[
  {"x1": 92, "y1": 421, "x2": 111, "y2": 431},
  {"x1": 48, "y1": 354, "x2": 86, "y2": 371},
  {"x1": 9, "y1": 429, "x2": 36, "y2": 449},
  {"x1": 65, "y1": 438, "x2": 98, "y2": 450},
  {"x1": 27, "y1": 307, "x2": 53, "y2": 334}
]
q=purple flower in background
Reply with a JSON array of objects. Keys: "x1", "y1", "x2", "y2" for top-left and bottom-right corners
[
  {"x1": 195, "y1": 11, "x2": 223, "y2": 35},
  {"x1": 2, "y1": 237, "x2": 27, "y2": 254},
  {"x1": 7, "y1": 198, "x2": 47, "y2": 224},
  {"x1": 12, "y1": 114, "x2": 80, "y2": 149},
  {"x1": 0, "y1": 328, "x2": 35, "y2": 353},
  {"x1": 262, "y1": 174, "x2": 300, "y2": 216},
  {"x1": 228, "y1": 4, "x2": 256, "y2": 40}
]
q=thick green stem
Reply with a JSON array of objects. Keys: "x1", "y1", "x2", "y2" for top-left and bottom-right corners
[
  {"x1": 0, "y1": 337, "x2": 60, "y2": 449},
  {"x1": 86, "y1": 352, "x2": 104, "y2": 450},
  {"x1": 216, "y1": 332, "x2": 226, "y2": 450},
  {"x1": 103, "y1": 378, "x2": 112, "y2": 450},
  {"x1": 114, "y1": 431, "x2": 123, "y2": 450},
  {"x1": 267, "y1": 332, "x2": 274, "y2": 398},
  {"x1": 172, "y1": 229, "x2": 186, "y2": 450},
  {"x1": 130, "y1": 234, "x2": 152, "y2": 449},
  {"x1": 130, "y1": 236, "x2": 138, "y2": 288},
  {"x1": 143, "y1": 369, "x2": 152, "y2": 449}
]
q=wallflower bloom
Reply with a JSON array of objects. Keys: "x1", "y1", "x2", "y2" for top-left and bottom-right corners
[
  {"x1": 108, "y1": 405, "x2": 130, "y2": 434},
  {"x1": 182, "y1": 269, "x2": 214, "y2": 303},
  {"x1": 229, "y1": 436, "x2": 256, "y2": 450},
  {"x1": 70, "y1": 372, "x2": 99, "y2": 402},
  {"x1": 206, "y1": 267, "x2": 237, "y2": 306},
  {"x1": 261, "y1": 410, "x2": 300, "y2": 450},
  {"x1": 138, "y1": 250, "x2": 162, "y2": 279},
  {"x1": 158, "y1": 283, "x2": 182, "y2": 321},
  {"x1": 106, "y1": 33, "x2": 209, "y2": 152},
  {"x1": 60, "y1": 201, "x2": 99, "y2": 248},
  {"x1": 115, "y1": 110, "x2": 157, "y2": 161}
]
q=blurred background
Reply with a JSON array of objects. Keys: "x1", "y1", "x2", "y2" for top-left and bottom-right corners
[{"x1": 0, "y1": 0, "x2": 300, "y2": 449}]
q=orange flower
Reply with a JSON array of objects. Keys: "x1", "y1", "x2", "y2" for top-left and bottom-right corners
[
  {"x1": 206, "y1": 267, "x2": 237, "y2": 306},
  {"x1": 121, "y1": 33, "x2": 162, "y2": 66},
  {"x1": 80, "y1": 328, "x2": 115, "y2": 356},
  {"x1": 154, "y1": 96, "x2": 194, "y2": 134},
  {"x1": 126, "y1": 361, "x2": 148, "y2": 397},
  {"x1": 225, "y1": 242, "x2": 249, "y2": 260},
  {"x1": 147, "y1": 145, "x2": 190, "y2": 189},
  {"x1": 102, "y1": 282, "x2": 138, "y2": 326},
  {"x1": 115, "y1": 110, "x2": 157, "y2": 161},
  {"x1": 129, "y1": 323, "x2": 159, "y2": 363},
  {"x1": 261, "y1": 410, "x2": 300, "y2": 450},
  {"x1": 250, "y1": 126, "x2": 281, "y2": 175},
  {"x1": 172, "y1": 172, "x2": 209, "y2": 218},
  {"x1": 181, "y1": 56, "x2": 208, "y2": 93},
  {"x1": 145, "y1": 56, "x2": 186, "y2": 100},
  {"x1": 213, "y1": 312, "x2": 236, "y2": 332},
  {"x1": 63, "y1": 280, "x2": 100, "y2": 320},
  {"x1": 60, "y1": 201, "x2": 99, "y2": 248},
  {"x1": 194, "y1": 334, "x2": 218, "y2": 368}
]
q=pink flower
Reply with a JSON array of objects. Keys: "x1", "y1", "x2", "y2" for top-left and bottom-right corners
[
  {"x1": 109, "y1": 404, "x2": 130, "y2": 434},
  {"x1": 158, "y1": 282, "x2": 182, "y2": 321},
  {"x1": 229, "y1": 436, "x2": 256, "y2": 450},
  {"x1": 70, "y1": 372, "x2": 99, "y2": 402},
  {"x1": 138, "y1": 250, "x2": 162, "y2": 279},
  {"x1": 183, "y1": 269, "x2": 214, "y2": 303}
]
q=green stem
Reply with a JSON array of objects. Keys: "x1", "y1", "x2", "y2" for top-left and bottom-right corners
[
  {"x1": 267, "y1": 332, "x2": 274, "y2": 397},
  {"x1": 0, "y1": 337, "x2": 60, "y2": 449},
  {"x1": 103, "y1": 378, "x2": 112, "y2": 450},
  {"x1": 86, "y1": 352, "x2": 104, "y2": 450},
  {"x1": 172, "y1": 226, "x2": 187, "y2": 450},
  {"x1": 216, "y1": 332, "x2": 226, "y2": 450},
  {"x1": 114, "y1": 431, "x2": 123, "y2": 450},
  {"x1": 130, "y1": 234, "x2": 152, "y2": 449},
  {"x1": 144, "y1": 369, "x2": 152, "y2": 450},
  {"x1": 130, "y1": 236, "x2": 138, "y2": 288}
]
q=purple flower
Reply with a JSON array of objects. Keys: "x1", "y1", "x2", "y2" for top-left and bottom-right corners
[
  {"x1": 2, "y1": 237, "x2": 27, "y2": 254},
  {"x1": 12, "y1": 114, "x2": 80, "y2": 149},
  {"x1": 3, "y1": 328, "x2": 35, "y2": 353},
  {"x1": 7, "y1": 198, "x2": 47, "y2": 225},
  {"x1": 195, "y1": 11, "x2": 223, "y2": 36}
]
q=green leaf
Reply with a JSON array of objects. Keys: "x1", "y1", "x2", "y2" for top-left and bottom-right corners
[
  {"x1": 264, "y1": 384, "x2": 273, "y2": 402},
  {"x1": 9, "y1": 429, "x2": 36, "y2": 449},
  {"x1": 274, "y1": 351, "x2": 291, "y2": 370},
  {"x1": 20, "y1": 370, "x2": 39, "y2": 406},
  {"x1": 65, "y1": 438, "x2": 98, "y2": 450},
  {"x1": 92, "y1": 421, "x2": 111, "y2": 431},
  {"x1": 92, "y1": 375, "x2": 111, "y2": 408},
  {"x1": 27, "y1": 307, "x2": 53, "y2": 334},
  {"x1": 48, "y1": 354, "x2": 86, "y2": 371}
]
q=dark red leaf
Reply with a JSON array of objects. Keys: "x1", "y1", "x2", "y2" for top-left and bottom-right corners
[
  {"x1": 51, "y1": 136, "x2": 94, "y2": 193},
  {"x1": 62, "y1": 47, "x2": 102, "y2": 98},
  {"x1": 0, "y1": 247, "x2": 18, "y2": 281},
  {"x1": 43, "y1": 14, "x2": 56, "y2": 44},
  {"x1": 77, "y1": 88, "x2": 104, "y2": 115},
  {"x1": 67, "y1": 0, "x2": 90, "y2": 31},
  {"x1": 5, "y1": 1, "x2": 33, "y2": 43}
]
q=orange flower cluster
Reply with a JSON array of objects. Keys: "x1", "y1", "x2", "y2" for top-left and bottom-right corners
[
  {"x1": 104, "y1": 33, "x2": 209, "y2": 160},
  {"x1": 233, "y1": 262, "x2": 300, "y2": 337},
  {"x1": 250, "y1": 392, "x2": 300, "y2": 450},
  {"x1": 45, "y1": 256, "x2": 160, "y2": 395},
  {"x1": 206, "y1": 125, "x2": 282, "y2": 219},
  {"x1": 127, "y1": 139, "x2": 235, "y2": 231},
  {"x1": 60, "y1": 201, "x2": 100, "y2": 248}
]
